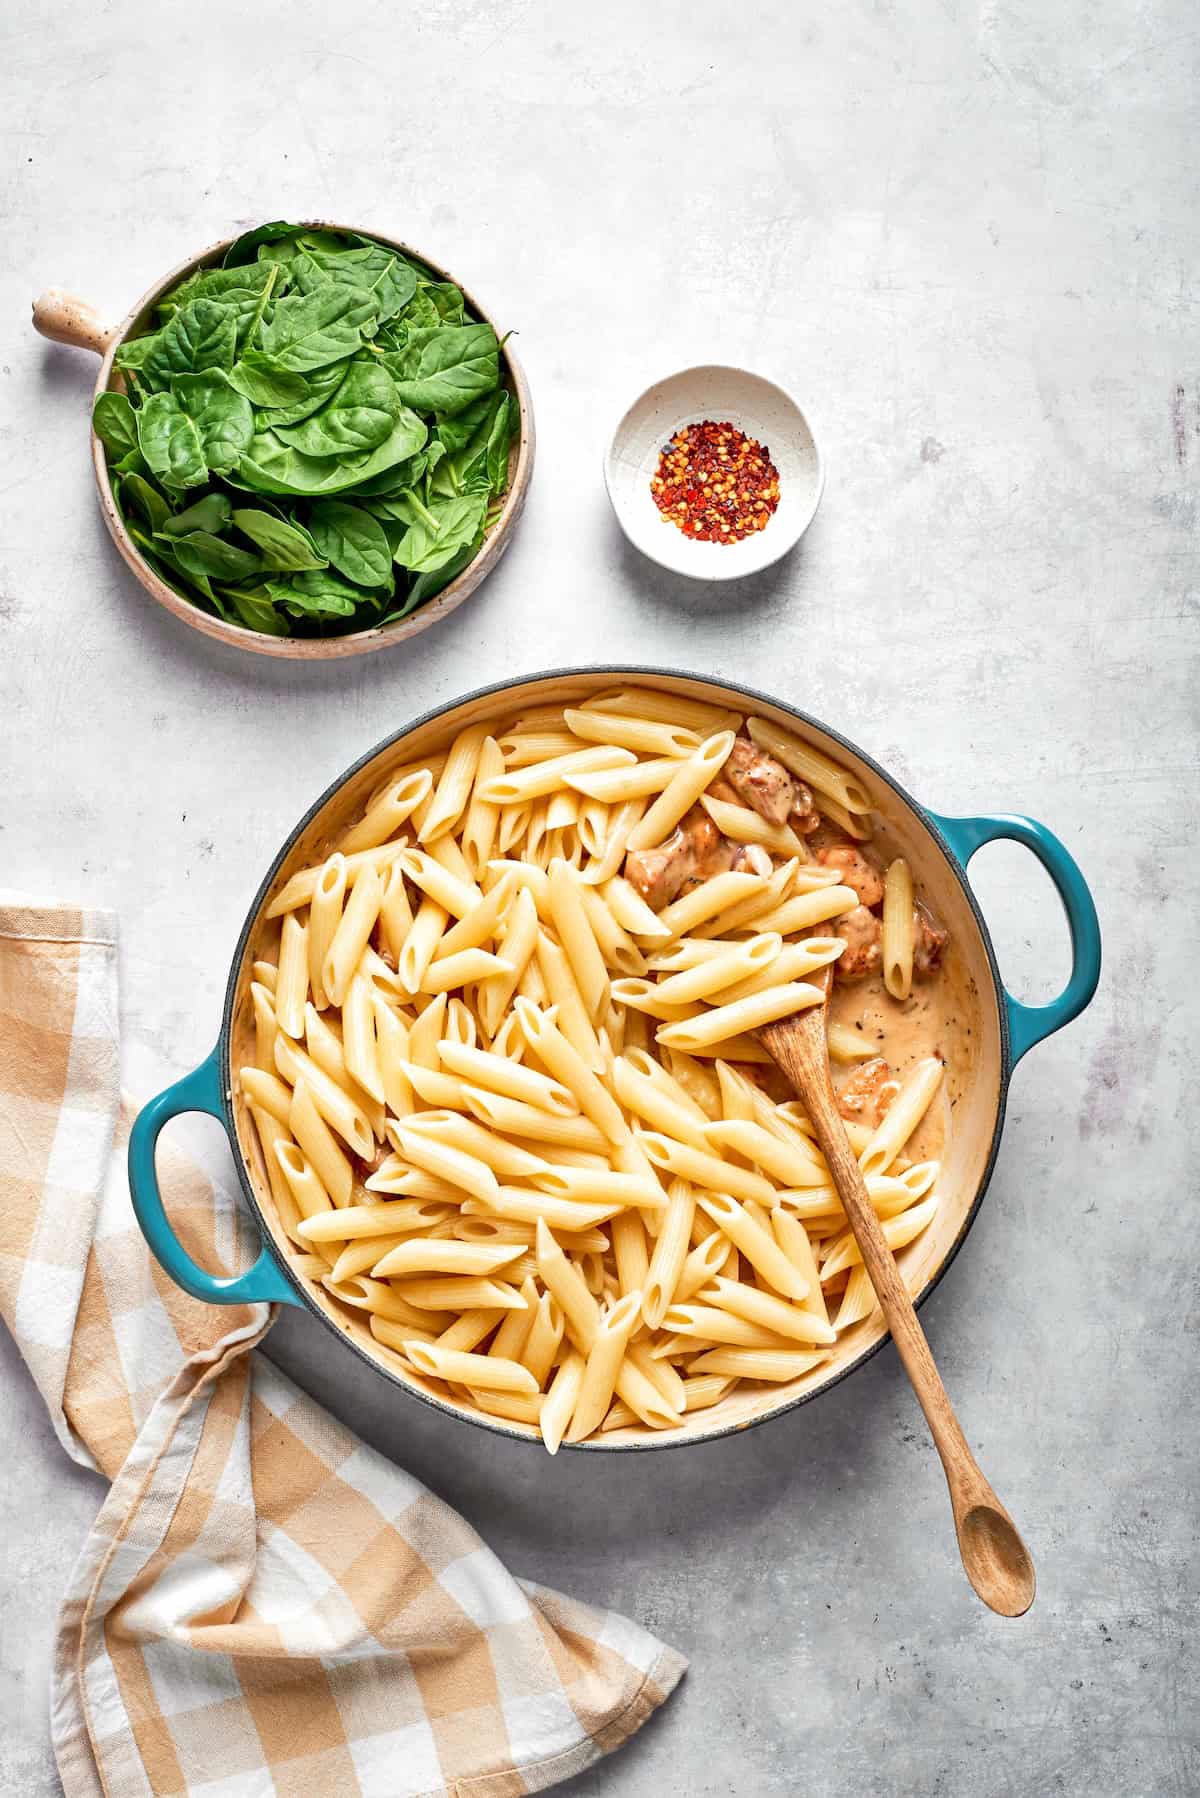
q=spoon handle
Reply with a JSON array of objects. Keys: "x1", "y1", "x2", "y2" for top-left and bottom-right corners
[{"x1": 765, "y1": 1031, "x2": 981, "y2": 1501}]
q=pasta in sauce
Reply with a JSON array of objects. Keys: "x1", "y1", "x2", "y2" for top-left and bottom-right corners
[{"x1": 244, "y1": 688, "x2": 951, "y2": 1451}]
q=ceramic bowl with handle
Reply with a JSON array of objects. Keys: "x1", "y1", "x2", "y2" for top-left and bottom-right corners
[
  {"x1": 127, "y1": 668, "x2": 1101, "y2": 1448},
  {"x1": 32, "y1": 225, "x2": 534, "y2": 660}
]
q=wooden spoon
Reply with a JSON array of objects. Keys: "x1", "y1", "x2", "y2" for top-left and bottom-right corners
[{"x1": 760, "y1": 969, "x2": 1036, "y2": 1617}]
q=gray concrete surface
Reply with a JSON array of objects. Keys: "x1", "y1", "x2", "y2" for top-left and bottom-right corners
[{"x1": 3, "y1": 2, "x2": 1197, "y2": 1792}]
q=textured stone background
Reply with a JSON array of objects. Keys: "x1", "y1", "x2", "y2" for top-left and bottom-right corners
[{"x1": 3, "y1": 2, "x2": 1197, "y2": 1792}]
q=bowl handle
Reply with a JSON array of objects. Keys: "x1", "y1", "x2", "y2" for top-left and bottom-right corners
[
  {"x1": 927, "y1": 811, "x2": 1102, "y2": 1065},
  {"x1": 32, "y1": 288, "x2": 116, "y2": 355},
  {"x1": 128, "y1": 1047, "x2": 301, "y2": 1306}
]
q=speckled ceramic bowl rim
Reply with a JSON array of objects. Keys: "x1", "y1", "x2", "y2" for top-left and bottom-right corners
[
  {"x1": 89, "y1": 223, "x2": 535, "y2": 659},
  {"x1": 215, "y1": 665, "x2": 1013, "y2": 1450}
]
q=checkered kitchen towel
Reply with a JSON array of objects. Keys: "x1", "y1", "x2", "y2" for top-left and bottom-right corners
[{"x1": 0, "y1": 900, "x2": 685, "y2": 1797}]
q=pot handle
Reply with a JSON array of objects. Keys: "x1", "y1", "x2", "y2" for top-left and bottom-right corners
[
  {"x1": 32, "y1": 288, "x2": 116, "y2": 355},
  {"x1": 128, "y1": 1047, "x2": 301, "y2": 1306},
  {"x1": 927, "y1": 811, "x2": 1101, "y2": 1065}
]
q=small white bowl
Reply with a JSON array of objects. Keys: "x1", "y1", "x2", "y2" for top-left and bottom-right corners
[{"x1": 604, "y1": 365, "x2": 823, "y2": 580}]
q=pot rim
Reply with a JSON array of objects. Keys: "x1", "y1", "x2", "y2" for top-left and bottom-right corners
[
  {"x1": 215, "y1": 664, "x2": 1012, "y2": 1451},
  {"x1": 90, "y1": 221, "x2": 535, "y2": 660}
]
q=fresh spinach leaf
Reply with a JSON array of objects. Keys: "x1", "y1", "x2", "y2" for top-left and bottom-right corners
[
  {"x1": 274, "y1": 360, "x2": 400, "y2": 456},
  {"x1": 223, "y1": 220, "x2": 309, "y2": 266},
  {"x1": 230, "y1": 508, "x2": 327, "y2": 571},
  {"x1": 391, "y1": 492, "x2": 487, "y2": 573},
  {"x1": 231, "y1": 353, "x2": 351, "y2": 425},
  {"x1": 142, "y1": 299, "x2": 238, "y2": 386},
  {"x1": 225, "y1": 586, "x2": 289, "y2": 634},
  {"x1": 118, "y1": 471, "x2": 172, "y2": 533},
  {"x1": 92, "y1": 391, "x2": 139, "y2": 457},
  {"x1": 168, "y1": 531, "x2": 262, "y2": 584},
  {"x1": 234, "y1": 408, "x2": 427, "y2": 497},
  {"x1": 157, "y1": 493, "x2": 233, "y2": 537},
  {"x1": 486, "y1": 393, "x2": 511, "y2": 495},
  {"x1": 420, "y1": 280, "x2": 467, "y2": 325},
  {"x1": 260, "y1": 285, "x2": 379, "y2": 371},
  {"x1": 292, "y1": 243, "x2": 418, "y2": 323},
  {"x1": 136, "y1": 392, "x2": 208, "y2": 489},
  {"x1": 228, "y1": 354, "x2": 310, "y2": 409},
  {"x1": 308, "y1": 500, "x2": 393, "y2": 587},
  {"x1": 170, "y1": 372, "x2": 255, "y2": 472},
  {"x1": 383, "y1": 323, "x2": 499, "y2": 415},
  {"x1": 266, "y1": 569, "x2": 364, "y2": 618},
  {"x1": 114, "y1": 333, "x2": 162, "y2": 373},
  {"x1": 405, "y1": 535, "x2": 481, "y2": 606},
  {"x1": 351, "y1": 446, "x2": 432, "y2": 499}
]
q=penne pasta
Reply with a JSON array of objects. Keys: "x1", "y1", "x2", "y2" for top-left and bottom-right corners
[
  {"x1": 694, "y1": 1193, "x2": 810, "y2": 1300},
  {"x1": 298, "y1": 1200, "x2": 455, "y2": 1242},
  {"x1": 242, "y1": 686, "x2": 953, "y2": 1448},
  {"x1": 274, "y1": 1034, "x2": 374, "y2": 1159},
  {"x1": 566, "y1": 1291, "x2": 643, "y2": 1441},
  {"x1": 602, "y1": 875, "x2": 672, "y2": 940},
  {"x1": 265, "y1": 841, "x2": 409, "y2": 918},
  {"x1": 541, "y1": 1350, "x2": 586, "y2": 1455},
  {"x1": 655, "y1": 982, "x2": 822, "y2": 1050},
  {"x1": 306, "y1": 854, "x2": 346, "y2": 1011},
  {"x1": 745, "y1": 716, "x2": 872, "y2": 813},
  {"x1": 688, "y1": 1347, "x2": 829, "y2": 1382},
  {"x1": 562, "y1": 708, "x2": 700, "y2": 759},
  {"x1": 882, "y1": 857, "x2": 916, "y2": 1001},
  {"x1": 624, "y1": 732, "x2": 735, "y2": 851},
  {"x1": 460, "y1": 737, "x2": 505, "y2": 879},
  {"x1": 654, "y1": 870, "x2": 767, "y2": 941},
  {"x1": 399, "y1": 895, "x2": 448, "y2": 994},
  {"x1": 404, "y1": 1343, "x2": 538, "y2": 1394},
  {"x1": 340, "y1": 771, "x2": 432, "y2": 856},
  {"x1": 697, "y1": 1276, "x2": 836, "y2": 1345},
  {"x1": 580, "y1": 687, "x2": 743, "y2": 734},
  {"x1": 419, "y1": 723, "x2": 490, "y2": 844},
  {"x1": 274, "y1": 912, "x2": 309, "y2": 1040},
  {"x1": 652, "y1": 934, "x2": 782, "y2": 1005},
  {"x1": 563, "y1": 756, "x2": 681, "y2": 803},
  {"x1": 478, "y1": 746, "x2": 635, "y2": 806},
  {"x1": 289, "y1": 1077, "x2": 354, "y2": 1208},
  {"x1": 546, "y1": 858, "x2": 610, "y2": 1022},
  {"x1": 698, "y1": 793, "x2": 805, "y2": 857},
  {"x1": 858, "y1": 1057, "x2": 944, "y2": 1178},
  {"x1": 323, "y1": 864, "x2": 383, "y2": 1009}
]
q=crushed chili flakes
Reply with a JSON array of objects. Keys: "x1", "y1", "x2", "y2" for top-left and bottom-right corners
[{"x1": 650, "y1": 419, "x2": 781, "y2": 543}]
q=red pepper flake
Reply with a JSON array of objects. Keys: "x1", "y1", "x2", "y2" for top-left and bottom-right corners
[{"x1": 650, "y1": 420, "x2": 780, "y2": 543}]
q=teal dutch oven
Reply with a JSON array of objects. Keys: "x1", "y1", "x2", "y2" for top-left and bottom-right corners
[{"x1": 128, "y1": 668, "x2": 1101, "y2": 1449}]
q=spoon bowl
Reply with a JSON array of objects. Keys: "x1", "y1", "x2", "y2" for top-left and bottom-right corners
[{"x1": 760, "y1": 973, "x2": 1037, "y2": 1618}]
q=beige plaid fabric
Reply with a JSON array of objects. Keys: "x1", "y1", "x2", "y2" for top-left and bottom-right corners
[{"x1": 0, "y1": 900, "x2": 685, "y2": 1797}]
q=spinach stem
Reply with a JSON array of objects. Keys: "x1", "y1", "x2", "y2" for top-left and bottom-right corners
[
  {"x1": 244, "y1": 262, "x2": 279, "y2": 351},
  {"x1": 407, "y1": 494, "x2": 441, "y2": 533}
]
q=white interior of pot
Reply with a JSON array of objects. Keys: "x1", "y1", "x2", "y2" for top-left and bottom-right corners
[{"x1": 228, "y1": 671, "x2": 1003, "y2": 1447}]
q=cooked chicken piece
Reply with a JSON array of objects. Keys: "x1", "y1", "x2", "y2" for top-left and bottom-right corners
[
  {"x1": 724, "y1": 735, "x2": 798, "y2": 825},
  {"x1": 913, "y1": 909, "x2": 948, "y2": 976},
  {"x1": 624, "y1": 807, "x2": 735, "y2": 911},
  {"x1": 731, "y1": 842, "x2": 774, "y2": 879},
  {"x1": 707, "y1": 776, "x2": 741, "y2": 806},
  {"x1": 832, "y1": 904, "x2": 882, "y2": 980},
  {"x1": 789, "y1": 782, "x2": 821, "y2": 835},
  {"x1": 818, "y1": 844, "x2": 885, "y2": 908},
  {"x1": 834, "y1": 1055, "x2": 900, "y2": 1125}
]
